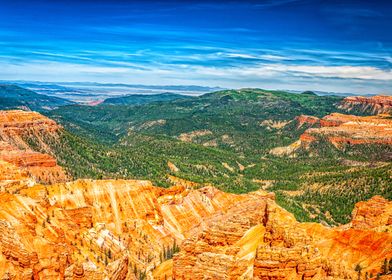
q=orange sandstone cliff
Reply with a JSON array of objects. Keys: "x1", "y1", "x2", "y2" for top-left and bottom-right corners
[
  {"x1": 271, "y1": 112, "x2": 392, "y2": 156},
  {"x1": 295, "y1": 115, "x2": 320, "y2": 128},
  {"x1": 171, "y1": 194, "x2": 392, "y2": 280},
  {"x1": 339, "y1": 95, "x2": 392, "y2": 115},
  {"x1": 270, "y1": 113, "x2": 392, "y2": 158},
  {"x1": 0, "y1": 172, "x2": 391, "y2": 279},
  {"x1": 0, "y1": 110, "x2": 67, "y2": 184},
  {"x1": 300, "y1": 113, "x2": 392, "y2": 148}
]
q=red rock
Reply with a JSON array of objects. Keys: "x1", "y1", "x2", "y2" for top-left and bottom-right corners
[
  {"x1": 340, "y1": 95, "x2": 392, "y2": 115},
  {"x1": 0, "y1": 110, "x2": 67, "y2": 184},
  {"x1": 299, "y1": 113, "x2": 392, "y2": 148},
  {"x1": 350, "y1": 195, "x2": 392, "y2": 230},
  {"x1": 295, "y1": 115, "x2": 320, "y2": 128},
  {"x1": 0, "y1": 177, "x2": 391, "y2": 279}
]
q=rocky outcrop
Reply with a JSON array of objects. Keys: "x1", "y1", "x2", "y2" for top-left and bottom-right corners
[
  {"x1": 0, "y1": 110, "x2": 67, "y2": 184},
  {"x1": 173, "y1": 195, "x2": 392, "y2": 280},
  {"x1": 0, "y1": 176, "x2": 267, "y2": 279},
  {"x1": 268, "y1": 115, "x2": 320, "y2": 157},
  {"x1": 295, "y1": 115, "x2": 320, "y2": 128},
  {"x1": 269, "y1": 140, "x2": 301, "y2": 157},
  {"x1": 178, "y1": 130, "x2": 212, "y2": 143},
  {"x1": 271, "y1": 112, "x2": 392, "y2": 157},
  {"x1": 350, "y1": 195, "x2": 392, "y2": 231},
  {"x1": 0, "y1": 110, "x2": 60, "y2": 148},
  {"x1": 0, "y1": 173, "x2": 391, "y2": 279},
  {"x1": 339, "y1": 95, "x2": 392, "y2": 115},
  {"x1": 300, "y1": 113, "x2": 392, "y2": 148}
]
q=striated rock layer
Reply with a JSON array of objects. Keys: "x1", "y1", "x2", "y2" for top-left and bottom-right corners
[
  {"x1": 339, "y1": 95, "x2": 392, "y2": 115},
  {"x1": 300, "y1": 113, "x2": 392, "y2": 148},
  {"x1": 0, "y1": 173, "x2": 390, "y2": 279},
  {"x1": 0, "y1": 173, "x2": 268, "y2": 279},
  {"x1": 172, "y1": 194, "x2": 392, "y2": 280},
  {"x1": 295, "y1": 115, "x2": 320, "y2": 129},
  {"x1": 271, "y1": 112, "x2": 392, "y2": 157},
  {"x1": 0, "y1": 110, "x2": 67, "y2": 184}
]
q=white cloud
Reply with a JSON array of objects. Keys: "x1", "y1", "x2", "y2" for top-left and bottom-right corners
[
  {"x1": 260, "y1": 54, "x2": 287, "y2": 61},
  {"x1": 188, "y1": 64, "x2": 392, "y2": 81},
  {"x1": 1, "y1": 59, "x2": 391, "y2": 94},
  {"x1": 224, "y1": 53, "x2": 258, "y2": 59},
  {"x1": 267, "y1": 64, "x2": 392, "y2": 80}
]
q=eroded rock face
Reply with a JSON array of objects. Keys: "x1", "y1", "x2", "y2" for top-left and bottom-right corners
[
  {"x1": 350, "y1": 195, "x2": 392, "y2": 231},
  {"x1": 0, "y1": 110, "x2": 60, "y2": 147},
  {"x1": 339, "y1": 95, "x2": 392, "y2": 115},
  {"x1": 0, "y1": 174, "x2": 391, "y2": 279},
  {"x1": 300, "y1": 113, "x2": 392, "y2": 148},
  {"x1": 0, "y1": 110, "x2": 67, "y2": 184},
  {"x1": 271, "y1": 112, "x2": 392, "y2": 157},
  {"x1": 173, "y1": 195, "x2": 392, "y2": 280},
  {"x1": 0, "y1": 176, "x2": 270, "y2": 279},
  {"x1": 295, "y1": 115, "x2": 320, "y2": 129}
]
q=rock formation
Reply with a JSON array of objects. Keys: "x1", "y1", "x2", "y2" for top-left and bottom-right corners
[
  {"x1": 349, "y1": 195, "x2": 392, "y2": 231},
  {"x1": 0, "y1": 170, "x2": 390, "y2": 279},
  {"x1": 172, "y1": 193, "x2": 392, "y2": 280},
  {"x1": 300, "y1": 113, "x2": 392, "y2": 148},
  {"x1": 271, "y1": 112, "x2": 392, "y2": 157},
  {"x1": 339, "y1": 95, "x2": 392, "y2": 115},
  {"x1": 0, "y1": 110, "x2": 67, "y2": 184},
  {"x1": 295, "y1": 115, "x2": 320, "y2": 128}
]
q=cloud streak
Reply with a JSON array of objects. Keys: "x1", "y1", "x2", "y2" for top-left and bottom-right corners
[{"x1": 0, "y1": 0, "x2": 391, "y2": 94}]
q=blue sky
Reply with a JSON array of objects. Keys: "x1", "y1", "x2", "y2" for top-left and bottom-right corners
[{"x1": 0, "y1": 0, "x2": 391, "y2": 94}]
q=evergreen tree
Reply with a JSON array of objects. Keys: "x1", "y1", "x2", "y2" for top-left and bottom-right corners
[
  {"x1": 382, "y1": 259, "x2": 388, "y2": 274},
  {"x1": 389, "y1": 258, "x2": 392, "y2": 273},
  {"x1": 355, "y1": 264, "x2": 362, "y2": 280}
]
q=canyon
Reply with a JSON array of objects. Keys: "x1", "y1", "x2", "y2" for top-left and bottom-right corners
[{"x1": 0, "y1": 110, "x2": 391, "y2": 279}]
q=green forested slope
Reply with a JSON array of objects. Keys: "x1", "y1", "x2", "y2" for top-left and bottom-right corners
[{"x1": 39, "y1": 88, "x2": 391, "y2": 225}]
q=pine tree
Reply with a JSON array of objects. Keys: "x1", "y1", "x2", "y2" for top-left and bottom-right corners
[
  {"x1": 163, "y1": 245, "x2": 167, "y2": 260},
  {"x1": 355, "y1": 264, "x2": 362, "y2": 280},
  {"x1": 389, "y1": 258, "x2": 392, "y2": 273},
  {"x1": 382, "y1": 259, "x2": 388, "y2": 274},
  {"x1": 108, "y1": 249, "x2": 112, "y2": 259}
]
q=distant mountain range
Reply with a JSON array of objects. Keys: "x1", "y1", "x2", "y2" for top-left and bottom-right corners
[
  {"x1": 4, "y1": 80, "x2": 389, "y2": 104},
  {"x1": 0, "y1": 84, "x2": 74, "y2": 111},
  {"x1": 0, "y1": 80, "x2": 224, "y2": 103}
]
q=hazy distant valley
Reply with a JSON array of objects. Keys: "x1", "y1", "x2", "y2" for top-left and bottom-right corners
[{"x1": 0, "y1": 81, "x2": 222, "y2": 103}]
